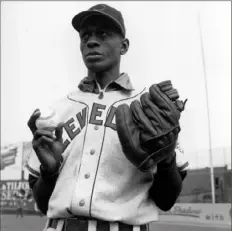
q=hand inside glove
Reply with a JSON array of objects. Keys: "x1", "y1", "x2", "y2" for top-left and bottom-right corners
[{"x1": 115, "y1": 80, "x2": 187, "y2": 172}]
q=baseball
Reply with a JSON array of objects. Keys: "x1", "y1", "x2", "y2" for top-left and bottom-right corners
[{"x1": 35, "y1": 107, "x2": 60, "y2": 130}]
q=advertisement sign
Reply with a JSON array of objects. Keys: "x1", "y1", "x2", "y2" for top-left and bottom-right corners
[
  {"x1": 0, "y1": 180, "x2": 37, "y2": 213},
  {"x1": 21, "y1": 141, "x2": 34, "y2": 180},
  {"x1": 0, "y1": 142, "x2": 34, "y2": 181},
  {"x1": 159, "y1": 203, "x2": 231, "y2": 227},
  {"x1": 0, "y1": 143, "x2": 23, "y2": 180},
  {"x1": 0, "y1": 146, "x2": 18, "y2": 170}
]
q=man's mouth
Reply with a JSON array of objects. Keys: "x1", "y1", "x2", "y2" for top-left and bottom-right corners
[{"x1": 86, "y1": 52, "x2": 103, "y2": 61}]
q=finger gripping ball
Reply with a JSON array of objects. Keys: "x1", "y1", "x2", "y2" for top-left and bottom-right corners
[{"x1": 35, "y1": 107, "x2": 59, "y2": 130}]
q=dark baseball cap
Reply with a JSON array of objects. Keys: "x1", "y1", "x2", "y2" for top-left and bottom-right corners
[{"x1": 72, "y1": 4, "x2": 126, "y2": 37}]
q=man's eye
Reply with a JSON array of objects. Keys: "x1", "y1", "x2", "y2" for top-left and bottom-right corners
[
  {"x1": 99, "y1": 31, "x2": 108, "y2": 37},
  {"x1": 81, "y1": 33, "x2": 89, "y2": 41}
]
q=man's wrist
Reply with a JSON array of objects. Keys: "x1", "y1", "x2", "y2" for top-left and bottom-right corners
[
  {"x1": 40, "y1": 165, "x2": 60, "y2": 181},
  {"x1": 157, "y1": 152, "x2": 176, "y2": 172}
]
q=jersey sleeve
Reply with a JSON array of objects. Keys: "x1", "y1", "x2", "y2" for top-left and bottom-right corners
[{"x1": 175, "y1": 140, "x2": 189, "y2": 172}]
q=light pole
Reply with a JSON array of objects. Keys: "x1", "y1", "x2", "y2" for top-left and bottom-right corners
[{"x1": 198, "y1": 12, "x2": 215, "y2": 203}]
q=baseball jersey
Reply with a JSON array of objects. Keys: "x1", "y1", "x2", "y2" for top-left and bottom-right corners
[{"x1": 26, "y1": 73, "x2": 189, "y2": 225}]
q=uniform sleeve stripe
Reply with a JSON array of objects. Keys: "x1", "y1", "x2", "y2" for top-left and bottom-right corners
[
  {"x1": 25, "y1": 164, "x2": 40, "y2": 177},
  {"x1": 178, "y1": 161, "x2": 189, "y2": 171}
]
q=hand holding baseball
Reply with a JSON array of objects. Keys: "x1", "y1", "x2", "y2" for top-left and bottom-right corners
[{"x1": 27, "y1": 108, "x2": 64, "y2": 174}]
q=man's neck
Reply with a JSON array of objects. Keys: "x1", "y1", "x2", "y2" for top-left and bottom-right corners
[{"x1": 89, "y1": 66, "x2": 120, "y2": 90}]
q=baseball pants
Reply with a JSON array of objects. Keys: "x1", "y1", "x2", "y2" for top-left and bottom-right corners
[{"x1": 44, "y1": 218, "x2": 149, "y2": 231}]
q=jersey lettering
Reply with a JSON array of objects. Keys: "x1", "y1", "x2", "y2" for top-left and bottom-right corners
[
  {"x1": 76, "y1": 107, "x2": 87, "y2": 129},
  {"x1": 63, "y1": 117, "x2": 81, "y2": 140},
  {"x1": 62, "y1": 103, "x2": 117, "y2": 151},
  {"x1": 105, "y1": 106, "x2": 116, "y2": 131},
  {"x1": 62, "y1": 139, "x2": 70, "y2": 152},
  {"x1": 89, "y1": 103, "x2": 106, "y2": 125}
]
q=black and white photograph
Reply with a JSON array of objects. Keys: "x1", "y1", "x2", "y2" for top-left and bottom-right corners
[{"x1": 1, "y1": 1, "x2": 231, "y2": 231}]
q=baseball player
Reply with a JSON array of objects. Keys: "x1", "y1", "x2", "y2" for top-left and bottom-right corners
[
  {"x1": 26, "y1": 4, "x2": 189, "y2": 231},
  {"x1": 16, "y1": 198, "x2": 24, "y2": 218}
]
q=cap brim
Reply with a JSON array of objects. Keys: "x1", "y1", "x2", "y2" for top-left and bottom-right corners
[{"x1": 72, "y1": 10, "x2": 124, "y2": 36}]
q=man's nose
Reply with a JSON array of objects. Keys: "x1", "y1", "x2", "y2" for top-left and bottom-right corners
[{"x1": 87, "y1": 37, "x2": 100, "y2": 48}]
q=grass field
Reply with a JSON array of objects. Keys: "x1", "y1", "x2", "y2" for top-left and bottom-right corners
[{"x1": 1, "y1": 215, "x2": 230, "y2": 231}]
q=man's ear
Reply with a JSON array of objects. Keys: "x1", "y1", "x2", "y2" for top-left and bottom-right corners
[{"x1": 120, "y1": 38, "x2": 129, "y2": 55}]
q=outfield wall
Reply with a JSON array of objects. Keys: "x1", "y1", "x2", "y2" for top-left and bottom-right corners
[{"x1": 159, "y1": 203, "x2": 231, "y2": 227}]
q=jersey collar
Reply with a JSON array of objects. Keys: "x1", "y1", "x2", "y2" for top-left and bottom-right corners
[{"x1": 78, "y1": 73, "x2": 134, "y2": 94}]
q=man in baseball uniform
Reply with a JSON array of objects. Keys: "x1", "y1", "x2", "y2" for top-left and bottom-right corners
[{"x1": 26, "y1": 4, "x2": 189, "y2": 231}]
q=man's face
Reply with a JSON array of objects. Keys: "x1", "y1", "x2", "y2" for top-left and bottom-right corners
[{"x1": 79, "y1": 15, "x2": 124, "y2": 72}]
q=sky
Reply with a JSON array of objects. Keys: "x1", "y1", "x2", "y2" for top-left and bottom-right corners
[{"x1": 1, "y1": 1, "x2": 231, "y2": 169}]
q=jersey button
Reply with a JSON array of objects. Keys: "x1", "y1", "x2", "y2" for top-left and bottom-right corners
[
  {"x1": 79, "y1": 200, "x2": 85, "y2": 207},
  {"x1": 84, "y1": 173, "x2": 90, "y2": 179},
  {"x1": 94, "y1": 125, "x2": 99, "y2": 130},
  {"x1": 90, "y1": 149, "x2": 95, "y2": 155}
]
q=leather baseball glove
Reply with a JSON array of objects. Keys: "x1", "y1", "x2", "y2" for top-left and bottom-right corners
[{"x1": 115, "y1": 80, "x2": 187, "y2": 172}]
